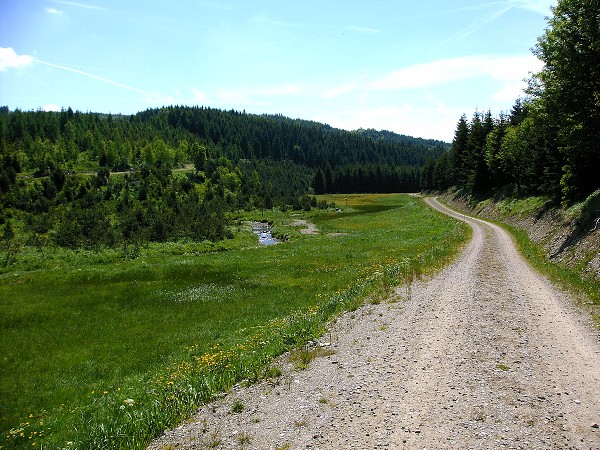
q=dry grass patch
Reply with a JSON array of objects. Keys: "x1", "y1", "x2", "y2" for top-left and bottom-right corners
[{"x1": 288, "y1": 346, "x2": 337, "y2": 370}]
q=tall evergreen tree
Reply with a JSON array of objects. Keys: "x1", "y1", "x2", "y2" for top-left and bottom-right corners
[
  {"x1": 450, "y1": 115, "x2": 469, "y2": 186},
  {"x1": 530, "y1": 0, "x2": 600, "y2": 202},
  {"x1": 313, "y1": 168, "x2": 326, "y2": 195}
]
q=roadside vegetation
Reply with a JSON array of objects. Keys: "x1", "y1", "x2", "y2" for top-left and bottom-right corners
[
  {"x1": 507, "y1": 223, "x2": 599, "y2": 309},
  {"x1": 422, "y1": 0, "x2": 599, "y2": 319},
  {"x1": 0, "y1": 194, "x2": 468, "y2": 449},
  {"x1": 441, "y1": 192, "x2": 600, "y2": 320}
]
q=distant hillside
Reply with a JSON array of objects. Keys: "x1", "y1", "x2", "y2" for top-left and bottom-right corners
[
  {"x1": 135, "y1": 106, "x2": 445, "y2": 169},
  {"x1": 0, "y1": 105, "x2": 443, "y2": 249},
  {"x1": 354, "y1": 128, "x2": 450, "y2": 149}
]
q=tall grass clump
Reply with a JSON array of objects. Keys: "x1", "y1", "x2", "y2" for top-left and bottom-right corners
[{"x1": 0, "y1": 194, "x2": 468, "y2": 449}]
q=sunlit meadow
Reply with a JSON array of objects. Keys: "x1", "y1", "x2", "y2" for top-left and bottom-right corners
[{"x1": 0, "y1": 194, "x2": 468, "y2": 449}]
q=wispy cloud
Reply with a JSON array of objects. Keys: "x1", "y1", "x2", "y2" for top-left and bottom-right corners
[
  {"x1": 34, "y1": 58, "x2": 160, "y2": 99},
  {"x1": 45, "y1": 7, "x2": 65, "y2": 16},
  {"x1": 213, "y1": 83, "x2": 302, "y2": 106},
  {"x1": 442, "y1": 3, "x2": 514, "y2": 44},
  {"x1": 191, "y1": 88, "x2": 208, "y2": 103},
  {"x1": 346, "y1": 25, "x2": 380, "y2": 34},
  {"x1": 511, "y1": 0, "x2": 555, "y2": 15},
  {"x1": 383, "y1": 1, "x2": 513, "y2": 24},
  {"x1": 50, "y1": 0, "x2": 108, "y2": 12},
  {"x1": 250, "y1": 14, "x2": 307, "y2": 29},
  {"x1": 255, "y1": 84, "x2": 301, "y2": 96},
  {"x1": 0, "y1": 47, "x2": 34, "y2": 71},
  {"x1": 370, "y1": 55, "x2": 542, "y2": 90},
  {"x1": 25, "y1": 70, "x2": 70, "y2": 99},
  {"x1": 439, "y1": 0, "x2": 555, "y2": 44},
  {"x1": 321, "y1": 83, "x2": 359, "y2": 99}
]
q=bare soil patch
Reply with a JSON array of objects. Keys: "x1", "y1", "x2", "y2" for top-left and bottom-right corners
[{"x1": 291, "y1": 219, "x2": 318, "y2": 235}]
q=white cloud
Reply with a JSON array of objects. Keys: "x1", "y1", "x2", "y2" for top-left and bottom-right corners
[
  {"x1": 491, "y1": 81, "x2": 528, "y2": 102},
  {"x1": 191, "y1": 88, "x2": 208, "y2": 103},
  {"x1": 314, "y1": 105, "x2": 460, "y2": 142},
  {"x1": 322, "y1": 83, "x2": 359, "y2": 99},
  {"x1": 43, "y1": 104, "x2": 62, "y2": 112},
  {"x1": 370, "y1": 55, "x2": 542, "y2": 90},
  {"x1": 487, "y1": 55, "x2": 543, "y2": 80},
  {"x1": 512, "y1": 0, "x2": 556, "y2": 15},
  {"x1": 0, "y1": 47, "x2": 34, "y2": 71},
  {"x1": 45, "y1": 7, "x2": 64, "y2": 16},
  {"x1": 309, "y1": 55, "x2": 545, "y2": 140}
]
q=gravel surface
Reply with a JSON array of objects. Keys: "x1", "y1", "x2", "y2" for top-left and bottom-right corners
[{"x1": 149, "y1": 197, "x2": 600, "y2": 449}]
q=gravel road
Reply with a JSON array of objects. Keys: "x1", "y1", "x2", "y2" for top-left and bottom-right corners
[{"x1": 149, "y1": 197, "x2": 600, "y2": 449}]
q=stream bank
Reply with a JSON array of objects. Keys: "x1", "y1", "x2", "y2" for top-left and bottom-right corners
[{"x1": 250, "y1": 222, "x2": 279, "y2": 246}]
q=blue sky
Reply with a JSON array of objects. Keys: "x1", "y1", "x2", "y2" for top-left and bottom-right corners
[{"x1": 1, "y1": 0, "x2": 554, "y2": 141}]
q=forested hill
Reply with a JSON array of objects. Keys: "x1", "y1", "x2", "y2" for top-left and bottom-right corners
[
  {"x1": 0, "y1": 105, "x2": 443, "y2": 250},
  {"x1": 355, "y1": 128, "x2": 449, "y2": 150},
  {"x1": 136, "y1": 106, "x2": 447, "y2": 168},
  {"x1": 1, "y1": 105, "x2": 445, "y2": 178}
]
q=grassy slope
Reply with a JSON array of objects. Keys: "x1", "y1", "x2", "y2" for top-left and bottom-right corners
[{"x1": 0, "y1": 194, "x2": 468, "y2": 449}]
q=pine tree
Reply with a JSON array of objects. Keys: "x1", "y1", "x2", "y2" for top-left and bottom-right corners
[
  {"x1": 531, "y1": 0, "x2": 600, "y2": 202},
  {"x1": 313, "y1": 168, "x2": 326, "y2": 195},
  {"x1": 450, "y1": 115, "x2": 469, "y2": 186}
]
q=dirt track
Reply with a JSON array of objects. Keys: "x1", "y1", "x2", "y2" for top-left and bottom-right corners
[{"x1": 149, "y1": 197, "x2": 600, "y2": 449}]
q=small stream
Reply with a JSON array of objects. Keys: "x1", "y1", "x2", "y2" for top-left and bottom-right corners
[{"x1": 252, "y1": 223, "x2": 279, "y2": 246}]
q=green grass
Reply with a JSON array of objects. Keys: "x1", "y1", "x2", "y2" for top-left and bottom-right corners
[
  {"x1": 466, "y1": 193, "x2": 600, "y2": 309},
  {"x1": 444, "y1": 195, "x2": 599, "y2": 319},
  {"x1": 504, "y1": 223, "x2": 600, "y2": 309},
  {"x1": 493, "y1": 195, "x2": 551, "y2": 217},
  {"x1": 0, "y1": 194, "x2": 468, "y2": 449}
]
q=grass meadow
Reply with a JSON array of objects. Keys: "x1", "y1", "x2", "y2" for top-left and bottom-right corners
[{"x1": 0, "y1": 194, "x2": 468, "y2": 449}]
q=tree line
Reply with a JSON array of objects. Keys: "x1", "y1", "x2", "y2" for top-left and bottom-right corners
[
  {"x1": 421, "y1": 0, "x2": 599, "y2": 205},
  {"x1": 0, "y1": 105, "x2": 443, "y2": 252}
]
